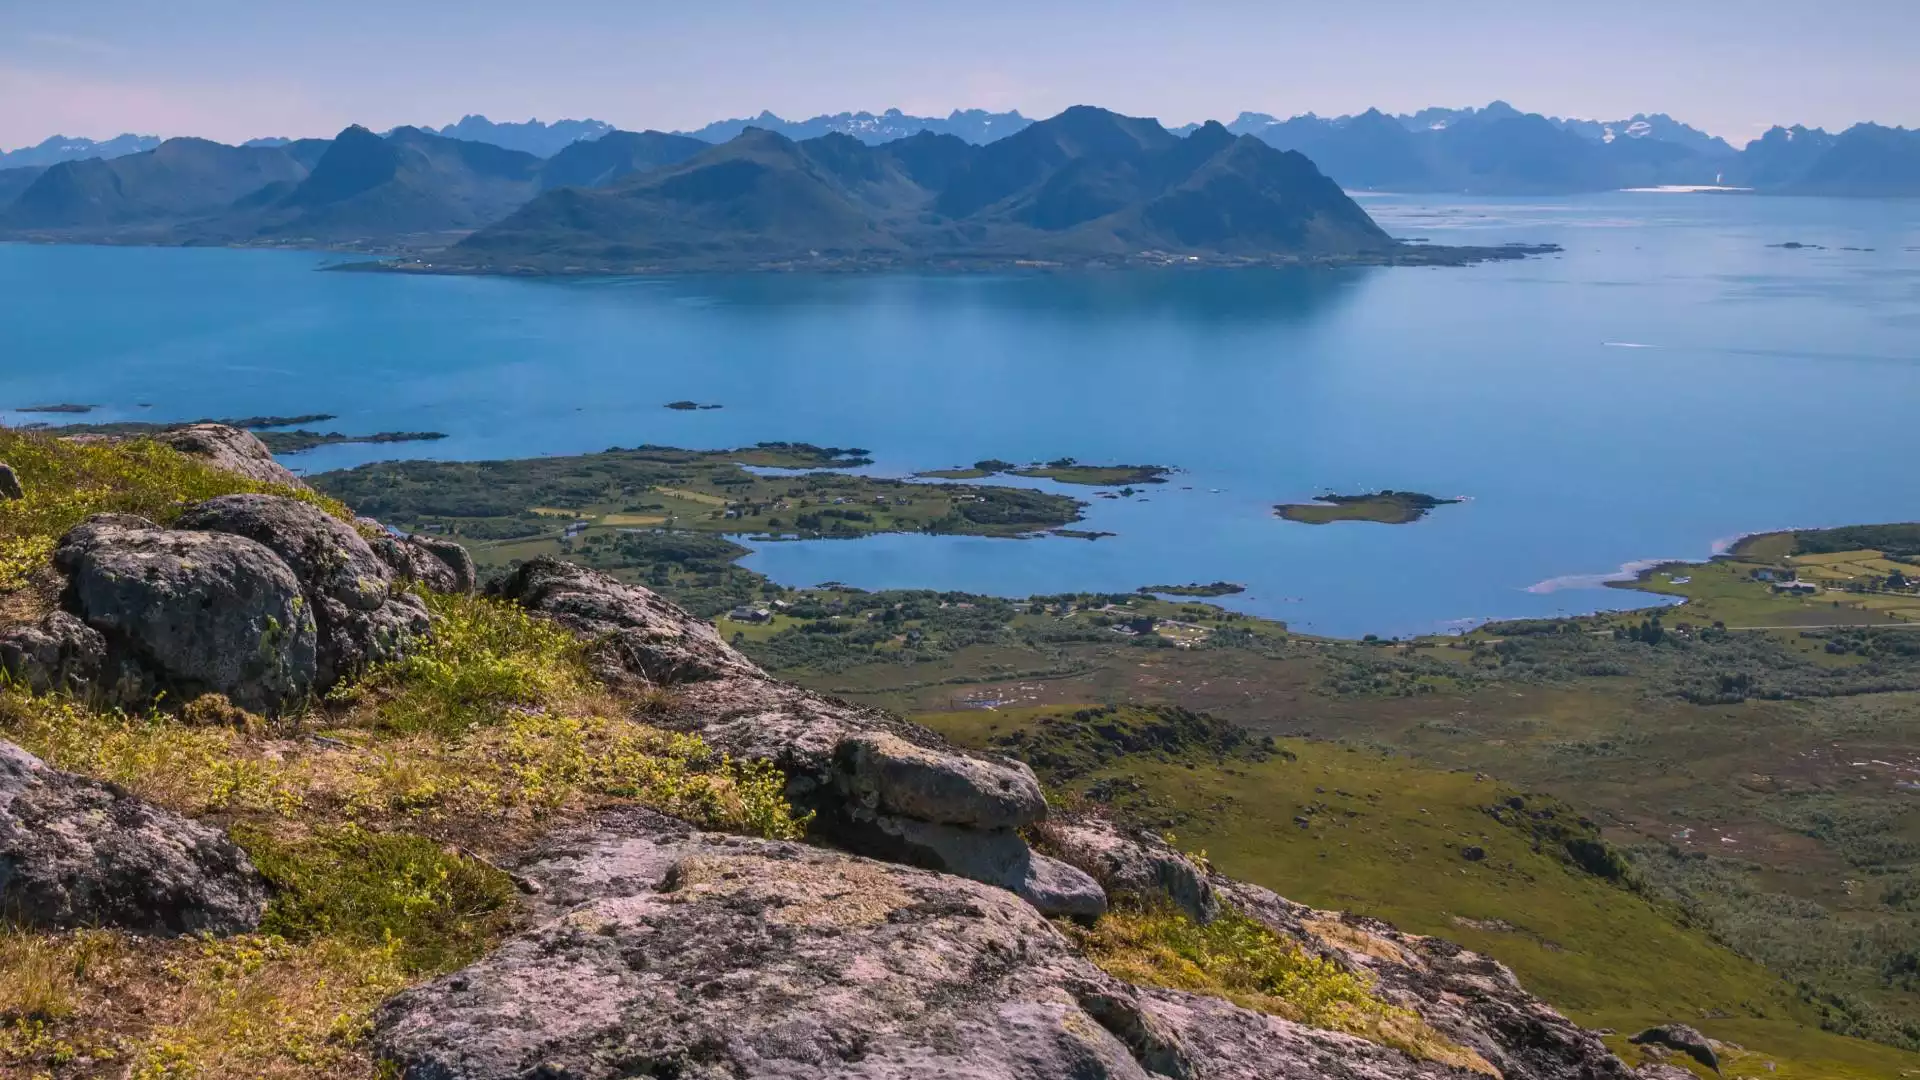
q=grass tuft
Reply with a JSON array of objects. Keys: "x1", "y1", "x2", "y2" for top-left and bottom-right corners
[
  {"x1": 331, "y1": 591, "x2": 593, "y2": 736},
  {"x1": 1069, "y1": 903, "x2": 1495, "y2": 1073},
  {"x1": 239, "y1": 826, "x2": 517, "y2": 975}
]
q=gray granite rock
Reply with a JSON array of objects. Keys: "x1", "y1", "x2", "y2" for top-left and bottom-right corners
[
  {"x1": 0, "y1": 739, "x2": 265, "y2": 934},
  {"x1": 152, "y1": 423, "x2": 306, "y2": 488},
  {"x1": 833, "y1": 729, "x2": 1047, "y2": 830},
  {"x1": 377, "y1": 810, "x2": 1481, "y2": 1080},
  {"x1": 177, "y1": 494, "x2": 427, "y2": 687},
  {"x1": 0, "y1": 611, "x2": 107, "y2": 696},
  {"x1": 1629, "y1": 1025, "x2": 1719, "y2": 1072},
  {"x1": 55, "y1": 515, "x2": 317, "y2": 713},
  {"x1": 1048, "y1": 817, "x2": 1220, "y2": 923}
]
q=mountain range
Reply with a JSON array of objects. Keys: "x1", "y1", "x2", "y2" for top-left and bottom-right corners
[
  {"x1": 445, "y1": 106, "x2": 1420, "y2": 272},
  {"x1": 1, "y1": 101, "x2": 1914, "y2": 268},
  {"x1": 0, "y1": 132, "x2": 161, "y2": 169},
  {"x1": 7, "y1": 103, "x2": 1918, "y2": 198},
  {"x1": 678, "y1": 108, "x2": 1032, "y2": 146}
]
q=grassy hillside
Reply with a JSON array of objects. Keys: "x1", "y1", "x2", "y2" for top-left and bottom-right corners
[{"x1": 921, "y1": 704, "x2": 1920, "y2": 1079}]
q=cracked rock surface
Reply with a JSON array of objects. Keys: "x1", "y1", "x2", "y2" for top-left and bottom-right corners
[
  {"x1": 0, "y1": 739, "x2": 265, "y2": 935},
  {"x1": 376, "y1": 808, "x2": 1488, "y2": 1080}
]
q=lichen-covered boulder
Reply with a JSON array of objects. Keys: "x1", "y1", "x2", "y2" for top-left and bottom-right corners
[
  {"x1": 1048, "y1": 817, "x2": 1220, "y2": 924},
  {"x1": 491, "y1": 557, "x2": 761, "y2": 687},
  {"x1": 377, "y1": 809, "x2": 1473, "y2": 1080},
  {"x1": 1629, "y1": 1025, "x2": 1719, "y2": 1072},
  {"x1": 152, "y1": 423, "x2": 306, "y2": 488},
  {"x1": 857, "y1": 813, "x2": 1108, "y2": 919},
  {"x1": 176, "y1": 494, "x2": 427, "y2": 687},
  {"x1": 55, "y1": 514, "x2": 318, "y2": 713},
  {"x1": 0, "y1": 739, "x2": 265, "y2": 934},
  {"x1": 495, "y1": 558, "x2": 1113, "y2": 916},
  {"x1": 0, "y1": 462, "x2": 22, "y2": 500},
  {"x1": 833, "y1": 730, "x2": 1047, "y2": 830},
  {"x1": 366, "y1": 526, "x2": 477, "y2": 595},
  {"x1": 0, "y1": 611, "x2": 107, "y2": 697}
]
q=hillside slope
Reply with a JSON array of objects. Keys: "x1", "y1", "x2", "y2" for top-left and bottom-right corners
[
  {"x1": 0, "y1": 138, "x2": 309, "y2": 230},
  {"x1": 0, "y1": 422, "x2": 1700, "y2": 1079}
]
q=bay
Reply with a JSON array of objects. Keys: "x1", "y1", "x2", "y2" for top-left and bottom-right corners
[{"x1": 3, "y1": 191, "x2": 1917, "y2": 637}]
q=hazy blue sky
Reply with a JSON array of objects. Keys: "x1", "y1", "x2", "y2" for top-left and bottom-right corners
[{"x1": 3, "y1": 1, "x2": 1915, "y2": 149}]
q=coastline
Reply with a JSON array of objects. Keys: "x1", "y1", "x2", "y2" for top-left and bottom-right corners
[{"x1": 328, "y1": 242, "x2": 1563, "y2": 278}]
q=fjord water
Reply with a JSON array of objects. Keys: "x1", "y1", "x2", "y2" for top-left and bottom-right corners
[{"x1": 4, "y1": 192, "x2": 1917, "y2": 637}]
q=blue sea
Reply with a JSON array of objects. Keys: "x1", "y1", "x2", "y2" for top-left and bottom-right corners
[{"x1": 5, "y1": 192, "x2": 1918, "y2": 637}]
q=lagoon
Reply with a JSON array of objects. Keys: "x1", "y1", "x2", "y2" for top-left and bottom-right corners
[{"x1": 4, "y1": 192, "x2": 1918, "y2": 637}]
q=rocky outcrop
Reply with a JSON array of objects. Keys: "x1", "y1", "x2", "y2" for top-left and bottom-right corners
[
  {"x1": 1215, "y1": 878, "x2": 1639, "y2": 1080},
  {"x1": 366, "y1": 525, "x2": 478, "y2": 595},
  {"x1": 490, "y1": 557, "x2": 761, "y2": 688},
  {"x1": 1047, "y1": 817, "x2": 1221, "y2": 924},
  {"x1": 0, "y1": 462, "x2": 21, "y2": 500},
  {"x1": 0, "y1": 611, "x2": 107, "y2": 696},
  {"x1": 152, "y1": 423, "x2": 307, "y2": 488},
  {"x1": 493, "y1": 557, "x2": 1104, "y2": 917},
  {"x1": 376, "y1": 808, "x2": 1476, "y2": 1080},
  {"x1": 0, "y1": 739, "x2": 265, "y2": 935},
  {"x1": 833, "y1": 730, "x2": 1047, "y2": 829},
  {"x1": 44, "y1": 495, "x2": 433, "y2": 713},
  {"x1": 1629, "y1": 1025, "x2": 1719, "y2": 1072},
  {"x1": 55, "y1": 514, "x2": 318, "y2": 714},
  {"x1": 177, "y1": 494, "x2": 429, "y2": 687}
]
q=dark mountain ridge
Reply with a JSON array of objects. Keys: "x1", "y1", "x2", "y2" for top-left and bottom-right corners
[
  {"x1": 536, "y1": 130, "x2": 711, "y2": 191},
  {"x1": 447, "y1": 106, "x2": 1411, "y2": 272}
]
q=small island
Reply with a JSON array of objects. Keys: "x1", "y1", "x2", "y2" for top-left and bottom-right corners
[
  {"x1": 665, "y1": 401, "x2": 724, "y2": 411},
  {"x1": 255, "y1": 430, "x2": 448, "y2": 454},
  {"x1": 915, "y1": 458, "x2": 1171, "y2": 486},
  {"x1": 1275, "y1": 490, "x2": 1462, "y2": 525},
  {"x1": 1139, "y1": 582, "x2": 1246, "y2": 597},
  {"x1": 15, "y1": 403, "x2": 94, "y2": 414}
]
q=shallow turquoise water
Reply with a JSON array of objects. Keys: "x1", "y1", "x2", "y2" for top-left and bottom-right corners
[{"x1": 4, "y1": 192, "x2": 1918, "y2": 637}]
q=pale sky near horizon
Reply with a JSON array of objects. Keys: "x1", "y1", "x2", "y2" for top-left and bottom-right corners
[{"x1": 2, "y1": 1, "x2": 1915, "y2": 151}]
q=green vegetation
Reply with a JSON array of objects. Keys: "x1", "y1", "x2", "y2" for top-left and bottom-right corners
[
  {"x1": 1275, "y1": 490, "x2": 1463, "y2": 525},
  {"x1": 23, "y1": 413, "x2": 337, "y2": 435},
  {"x1": 0, "y1": 426, "x2": 349, "y2": 592},
  {"x1": 1613, "y1": 524, "x2": 1920, "y2": 629},
  {"x1": 916, "y1": 458, "x2": 1171, "y2": 486},
  {"x1": 923, "y1": 704, "x2": 1920, "y2": 1079},
  {"x1": 308, "y1": 445, "x2": 1085, "y2": 565},
  {"x1": 0, "y1": 431, "x2": 813, "y2": 1076},
  {"x1": 1011, "y1": 459, "x2": 1172, "y2": 486},
  {"x1": 253, "y1": 430, "x2": 446, "y2": 454},
  {"x1": 1072, "y1": 903, "x2": 1493, "y2": 1073},
  {"x1": 1140, "y1": 581, "x2": 1245, "y2": 597},
  {"x1": 242, "y1": 826, "x2": 518, "y2": 973}
]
